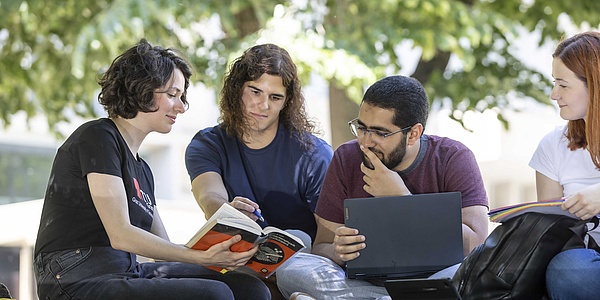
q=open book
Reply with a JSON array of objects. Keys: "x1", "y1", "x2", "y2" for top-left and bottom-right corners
[
  {"x1": 185, "y1": 203, "x2": 305, "y2": 278},
  {"x1": 489, "y1": 199, "x2": 577, "y2": 223}
]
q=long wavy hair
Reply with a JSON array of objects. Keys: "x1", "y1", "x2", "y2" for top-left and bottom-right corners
[
  {"x1": 219, "y1": 44, "x2": 316, "y2": 148},
  {"x1": 98, "y1": 39, "x2": 192, "y2": 119},
  {"x1": 553, "y1": 31, "x2": 600, "y2": 169}
]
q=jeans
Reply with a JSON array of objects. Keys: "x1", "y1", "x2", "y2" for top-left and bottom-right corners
[
  {"x1": 34, "y1": 246, "x2": 270, "y2": 300},
  {"x1": 276, "y1": 252, "x2": 460, "y2": 300},
  {"x1": 546, "y1": 248, "x2": 600, "y2": 300}
]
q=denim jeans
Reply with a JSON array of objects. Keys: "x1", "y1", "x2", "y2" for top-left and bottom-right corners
[
  {"x1": 546, "y1": 248, "x2": 600, "y2": 300},
  {"x1": 34, "y1": 246, "x2": 270, "y2": 300},
  {"x1": 276, "y1": 252, "x2": 460, "y2": 300}
]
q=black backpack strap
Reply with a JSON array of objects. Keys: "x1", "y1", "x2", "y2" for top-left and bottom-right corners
[
  {"x1": 565, "y1": 216, "x2": 600, "y2": 252},
  {"x1": 586, "y1": 216, "x2": 600, "y2": 252},
  {"x1": 587, "y1": 216, "x2": 599, "y2": 231}
]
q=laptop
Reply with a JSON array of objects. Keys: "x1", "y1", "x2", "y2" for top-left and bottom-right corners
[
  {"x1": 384, "y1": 278, "x2": 462, "y2": 300},
  {"x1": 344, "y1": 192, "x2": 463, "y2": 280}
]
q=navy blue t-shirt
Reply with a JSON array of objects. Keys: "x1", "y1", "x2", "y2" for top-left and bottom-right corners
[
  {"x1": 35, "y1": 118, "x2": 155, "y2": 255},
  {"x1": 185, "y1": 123, "x2": 332, "y2": 240}
]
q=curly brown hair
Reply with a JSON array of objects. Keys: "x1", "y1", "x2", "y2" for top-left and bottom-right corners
[
  {"x1": 219, "y1": 44, "x2": 316, "y2": 148},
  {"x1": 553, "y1": 31, "x2": 600, "y2": 169},
  {"x1": 97, "y1": 39, "x2": 192, "y2": 119}
]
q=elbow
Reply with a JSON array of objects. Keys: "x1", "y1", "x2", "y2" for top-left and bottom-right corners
[
  {"x1": 462, "y1": 223, "x2": 488, "y2": 255},
  {"x1": 108, "y1": 235, "x2": 130, "y2": 252},
  {"x1": 109, "y1": 240, "x2": 126, "y2": 252},
  {"x1": 476, "y1": 229, "x2": 488, "y2": 246},
  {"x1": 469, "y1": 227, "x2": 488, "y2": 249}
]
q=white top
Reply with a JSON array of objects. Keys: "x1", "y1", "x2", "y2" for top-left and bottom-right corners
[
  {"x1": 530, "y1": 125, "x2": 600, "y2": 197},
  {"x1": 530, "y1": 125, "x2": 600, "y2": 240}
]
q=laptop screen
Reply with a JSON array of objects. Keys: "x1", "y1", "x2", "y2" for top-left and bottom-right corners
[{"x1": 344, "y1": 192, "x2": 464, "y2": 280}]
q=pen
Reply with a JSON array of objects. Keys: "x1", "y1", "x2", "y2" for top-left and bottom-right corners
[{"x1": 253, "y1": 209, "x2": 265, "y2": 222}]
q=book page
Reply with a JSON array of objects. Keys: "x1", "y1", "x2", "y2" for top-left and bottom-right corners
[
  {"x1": 245, "y1": 230, "x2": 305, "y2": 278},
  {"x1": 262, "y1": 226, "x2": 305, "y2": 247},
  {"x1": 185, "y1": 203, "x2": 262, "y2": 247},
  {"x1": 219, "y1": 218, "x2": 263, "y2": 236},
  {"x1": 211, "y1": 203, "x2": 260, "y2": 223}
]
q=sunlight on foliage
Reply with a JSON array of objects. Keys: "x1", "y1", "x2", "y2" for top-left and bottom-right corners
[{"x1": 1, "y1": 0, "x2": 599, "y2": 133}]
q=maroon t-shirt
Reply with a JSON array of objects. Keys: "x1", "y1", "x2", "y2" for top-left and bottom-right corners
[{"x1": 316, "y1": 135, "x2": 489, "y2": 223}]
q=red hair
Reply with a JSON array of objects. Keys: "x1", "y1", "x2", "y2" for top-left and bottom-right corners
[{"x1": 553, "y1": 31, "x2": 600, "y2": 169}]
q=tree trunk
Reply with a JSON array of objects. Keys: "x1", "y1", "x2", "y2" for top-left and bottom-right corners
[
  {"x1": 412, "y1": 51, "x2": 451, "y2": 86},
  {"x1": 235, "y1": 6, "x2": 260, "y2": 36},
  {"x1": 329, "y1": 82, "x2": 360, "y2": 150}
]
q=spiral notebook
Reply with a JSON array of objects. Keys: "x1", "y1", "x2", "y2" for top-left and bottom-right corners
[{"x1": 344, "y1": 192, "x2": 464, "y2": 280}]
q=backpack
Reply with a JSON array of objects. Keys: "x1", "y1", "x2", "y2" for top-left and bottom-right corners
[{"x1": 452, "y1": 212, "x2": 599, "y2": 300}]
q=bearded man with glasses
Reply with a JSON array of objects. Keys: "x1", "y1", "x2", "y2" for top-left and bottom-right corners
[{"x1": 277, "y1": 75, "x2": 489, "y2": 300}]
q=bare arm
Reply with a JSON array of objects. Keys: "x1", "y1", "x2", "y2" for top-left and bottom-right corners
[
  {"x1": 461, "y1": 205, "x2": 488, "y2": 255},
  {"x1": 150, "y1": 209, "x2": 169, "y2": 240},
  {"x1": 190, "y1": 171, "x2": 261, "y2": 220},
  {"x1": 535, "y1": 171, "x2": 563, "y2": 201},
  {"x1": 312, "y1": 214, "x2": 365, "y2": 266},
  {"x1": 88, "y1": 172, "x2": 256, "y2": 270},
  {"x1": 311, "y1": 215, "x2": 338, "y2": 260},
  {"x1": 534, "y1": 171, "x2": 600, "y2": 220},
  {"x1": 190, "y1": 172, "x2": 231, "y2": 219}
]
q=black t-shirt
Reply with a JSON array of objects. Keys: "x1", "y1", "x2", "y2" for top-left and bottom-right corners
[{"x1": 35, "y1": 118, "x2": 155, "y2": 255}]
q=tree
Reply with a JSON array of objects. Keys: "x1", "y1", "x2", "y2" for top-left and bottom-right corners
[
  {"x1": 0, "y1": 0, "x2": 286, "y2": 134},
  {"x1": 1, "y1": 0, "x2": 599, "y2": 145},
  {"x1": 306, "y1": 0, "x2": 600, "y2": 144}
]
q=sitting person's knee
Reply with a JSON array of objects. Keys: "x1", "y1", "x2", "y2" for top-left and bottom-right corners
[{"x1": 284, "y1": 229, "x2": 312, "y2": 253}]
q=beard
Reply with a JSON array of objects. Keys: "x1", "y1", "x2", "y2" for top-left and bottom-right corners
[{"x1": 362, "y1": 136, "x2": 407, "y2": 170}]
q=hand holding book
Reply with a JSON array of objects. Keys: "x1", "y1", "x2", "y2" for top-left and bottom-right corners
[
  {"x1": 186, "y1": 203, "x2": 305, "y2": 278},
  {"x1": 199, "y1": 233, "x2": 258, "y2": 272}
]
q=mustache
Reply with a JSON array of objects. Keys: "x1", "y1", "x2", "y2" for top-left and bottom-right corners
[
  {"x1": 368, "y1": 147, "x2": 383, "y2": 155},
  {"x1": 362, "y1": 148, "x2": 383, "y2": 170}
]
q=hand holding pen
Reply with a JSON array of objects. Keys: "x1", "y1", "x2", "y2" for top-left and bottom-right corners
[
  {"x1": 230, "y1": 196, "x2": 264, "y2": 222},
  {"x1": 253, "y1": 208, "x2": 265, "y2": 222}
]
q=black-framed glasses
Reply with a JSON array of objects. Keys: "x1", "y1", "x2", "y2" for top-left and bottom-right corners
[{"x1": 348, "y1": 118, "x2": 412, "y2": 141}]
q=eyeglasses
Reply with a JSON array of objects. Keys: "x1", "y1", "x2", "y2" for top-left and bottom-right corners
[{"x1": 348, "y1": 118, "x2": 412, "y2": 141}]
